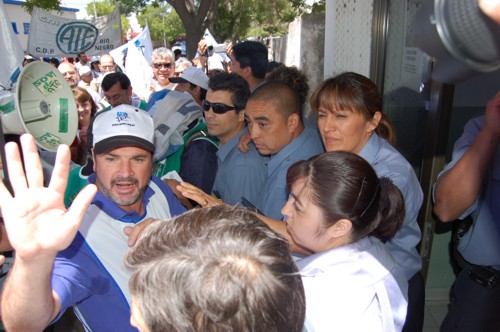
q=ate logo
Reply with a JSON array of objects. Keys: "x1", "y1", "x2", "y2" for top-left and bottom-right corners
[{"x1": 56, "y1": 22, "x2": 98, "y2": 53}]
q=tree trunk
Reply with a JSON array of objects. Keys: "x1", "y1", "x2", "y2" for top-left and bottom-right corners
[{"x1": 166, "y1": 0, "x2": 219, "y2": 59}]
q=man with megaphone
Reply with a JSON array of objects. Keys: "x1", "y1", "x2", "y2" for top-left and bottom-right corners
[{"x1": 0, "y1": 105, "x2": 186, "y2": 331}]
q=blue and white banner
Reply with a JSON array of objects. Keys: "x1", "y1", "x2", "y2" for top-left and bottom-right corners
[{"x1": 28, "y1": 6, "x2": 122, "y2": 57}]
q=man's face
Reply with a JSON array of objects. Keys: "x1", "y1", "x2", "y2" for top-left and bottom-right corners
[
  {"x1": 228, "y1": 55, "x2": 243, "y2": 77},
  {"x1": 58, "y1": 63, "x2": 79, "y2": 88},
  {"x1": 245, "y1": 99, "x2": 293, "y2": 156},
  {"x1": 99, "y1": 55, "x2": 116, "y2": 73},
  {"x1": 151, "y1": 56, "x2": 175, "y2": 86},
  {"x1": 79, "y1": 53, "x2": 88, "y2": 64},
  {"x1": 103, "y1": 82, "x2": 132, "y2": 107},
  {"x1": 174, "y1": 82, "x2": 200, "y2": 102},
  {"x1": 204, "y1": 89, "x2": 245, "y2": 144},
  {"x1": 80, "y1": 73, "x2": 92, "y2": 84},
  {"x1": 93, "y1": 146, "x2": 153, "y2": 213}
]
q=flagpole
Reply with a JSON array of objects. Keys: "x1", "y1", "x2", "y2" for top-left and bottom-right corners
[{"x1": 93, "y1": 0, "x2": 97, "y2": 18}]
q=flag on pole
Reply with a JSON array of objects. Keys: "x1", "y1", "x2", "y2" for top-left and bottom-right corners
[
  {"x1": 0, "y1": 0, "x2": 24, "y2": 88},
  {"x1": 28, "y1": 6, "x2": 122, "y2": 58}
]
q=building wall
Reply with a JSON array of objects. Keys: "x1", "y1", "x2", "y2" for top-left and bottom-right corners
[
  {"x1": 324, "y1": 0, "x2": 374, "y2": 78},
  {"x1": 3, "y1": 0, "x2": 78, "y2": 51}
]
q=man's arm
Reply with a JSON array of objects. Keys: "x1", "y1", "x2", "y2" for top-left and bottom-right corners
[
  {"x1": 434, "y1": 91, "x2": 500, "y2": 222},
  {"x1": 0, "y1": 135, "x2": 96, "y2": 330}
]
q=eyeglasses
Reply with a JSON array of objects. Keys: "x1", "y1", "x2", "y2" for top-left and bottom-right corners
[
  {"x1": 202, "y1": 100, "x2": 238, "y2": 114},
  {"x1": 153, "y1": 62, "x2": 173, "y2": 69},
  {"x1": 103, "y1": 93, "x2": 123, "y2": 103}
]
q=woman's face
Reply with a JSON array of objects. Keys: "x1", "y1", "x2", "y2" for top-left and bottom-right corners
[
  {"x1": 281, "y1": 180, "x2": 332, "y2": 253},
  {"x1": 317, "y1": 105, "x2": 379, "y2": 154},
  {"x1": 77, "y1": 100, "x2": 92, "y2": 127}
]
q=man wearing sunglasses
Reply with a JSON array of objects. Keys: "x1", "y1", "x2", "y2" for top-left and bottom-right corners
[
  {"x1": 202, "y1": 72, "x2": 266, "y2": 206},
  {"x1": 145, "y1": 47, "x2": 176, "y2": 101}
]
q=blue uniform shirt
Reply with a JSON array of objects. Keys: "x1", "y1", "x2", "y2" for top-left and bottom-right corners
[
  {"x1": 436, "y1": 115, "x2": 500, "y2": 269},
  {"x1": 257, "y1": 126, "x2": 324, "y2": 219},
  {"x1": 52, "y1": 176, "x2": 185, "y2": 331},
  {"x1": 212, "y1": 128, "x2": 267, "y2": 206},
  {"x1": 359, "y1": 134, "x2": 423, "y2": 280}
]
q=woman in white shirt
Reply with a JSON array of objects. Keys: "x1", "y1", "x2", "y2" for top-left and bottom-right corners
[{"x1": 282, "y1": 151, "x2": 408, "y2": 332}]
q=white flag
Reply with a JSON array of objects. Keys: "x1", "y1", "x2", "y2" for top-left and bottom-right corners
[
  {"x1": 28, "y1": 6, "x2": 122, "y2": 57},
  {"x1": 0, "y1": 0, "x2": 24, "y2": 88}
]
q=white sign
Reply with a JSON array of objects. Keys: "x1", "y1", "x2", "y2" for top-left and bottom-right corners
[{"x1": 28, "y1": 6, "x2": 122, "y2": 57}]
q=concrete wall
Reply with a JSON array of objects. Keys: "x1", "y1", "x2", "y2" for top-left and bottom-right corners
[
  {"x1": 269, "y1": 13, "x2": 325, "y2": 120},
  {"x1": 3, "y1": 0, "x2": 78, "y2": 51},
  {"x1": 324, "y1": 0, "x2": 374, "y2": 78}
]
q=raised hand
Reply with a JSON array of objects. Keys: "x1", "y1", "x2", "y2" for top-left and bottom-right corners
[{"x1": 0, "y1": 134, "x2": 97, "y2": 262}]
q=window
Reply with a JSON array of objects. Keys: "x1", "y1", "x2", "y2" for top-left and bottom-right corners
[
  {"x1": 11, "y1": 22, "x2": 18, "y2": 34},
  {"x1": 23, "y1": 22, "x2": 30, "y2": 35}
]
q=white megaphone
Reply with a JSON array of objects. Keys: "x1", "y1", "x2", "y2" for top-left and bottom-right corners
[{"x1": 0, "y1": 61, "x2": 78, "y2": 151}]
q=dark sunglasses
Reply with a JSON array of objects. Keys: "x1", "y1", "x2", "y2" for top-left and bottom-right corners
[
  {"x1": 202, "y1": 100, "x2": 238, "y2": 114},
  {"x1": 153, "y1": 62, "x2": 173, "y2": 69}
]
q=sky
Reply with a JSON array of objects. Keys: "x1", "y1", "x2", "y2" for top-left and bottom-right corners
[{"x1": 60, "y1": 0, "x2": 95, "y2": 19}]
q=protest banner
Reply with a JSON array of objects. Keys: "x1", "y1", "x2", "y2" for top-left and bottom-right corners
[{"x1": 28, "y1": 6, "x2": 122, "y2": 57}]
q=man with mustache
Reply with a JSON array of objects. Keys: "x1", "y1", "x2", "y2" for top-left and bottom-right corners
[{"x1": 0, "y1": 105, "x2": 185, "y2": 331}]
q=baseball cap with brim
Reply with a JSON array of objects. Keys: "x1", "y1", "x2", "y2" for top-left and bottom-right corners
[
  {"x1": 92, "y1": 105, "x2": 155, "y2": 154},
  {"x1": 79, "y1": 66, "x2": 92, "y2": 76},
  {"x1": 169, "y1": 67, "x2": 209, "y2": 90}
]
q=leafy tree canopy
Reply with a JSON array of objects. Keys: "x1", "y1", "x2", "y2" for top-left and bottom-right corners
[{"x1": 22, "y1": 0, "x2": 325, "y2": 58}]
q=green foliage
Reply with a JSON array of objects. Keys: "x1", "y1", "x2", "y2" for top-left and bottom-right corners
[
  {"x1": 136, "y1": 4, "x2": 185, "y2": 46},
  {"x1": 23, "y1": 0, "x2": 61, "y2": 14},
  {"x1": 211, "y1": 0, "x2": 309, "y2": 42},
  {"x1": 85, "y1": 0, "x2": 129, "y2": 34}
]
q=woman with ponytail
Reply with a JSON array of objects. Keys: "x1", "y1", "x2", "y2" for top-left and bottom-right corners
[{"x1": 282, "y1": 151, "x2": 407, "y2": 331}]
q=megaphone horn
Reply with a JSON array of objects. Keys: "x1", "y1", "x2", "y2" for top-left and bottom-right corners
[{"x1": 0, "y1": 61, "x2": 78, "y2": 152}]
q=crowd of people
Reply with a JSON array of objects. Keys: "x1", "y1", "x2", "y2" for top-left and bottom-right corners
[{"x1": 0, "y1": 34, "x2": 498, "y2": 332}]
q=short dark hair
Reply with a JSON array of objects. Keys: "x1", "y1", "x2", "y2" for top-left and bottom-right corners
[
  {"x1": 267, "y1": 65, "x2": 309, "y2": 107},
  {"x1": 286, "y1": 151, "x2": 405, "y2": 242},
  {"x1": 232, "y1": 41, "x2": 268, "y2": 79},
  {"x1": 208, "y1": 72, "x2": 251, "y2": 112},
  {"x1": 250, "y1": 81, "x2": 302, "y2": 121},
  {"x1": 125, "y1": 206, "x2": 306, "y2": 332},
  {"x1": 101, "y1": 72, "x2": 131, "y2": 92}
]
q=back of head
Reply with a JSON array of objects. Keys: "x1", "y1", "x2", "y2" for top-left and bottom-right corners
[
  {"x1": 232, "y1": 41, "x2": 269, "y2": 79},
  {"x1": 101, "y1": 72, "x2": 131, "y2": 91},
  {"x1": 267, "y1": 65, "x2": 309, "y2": 107},
  {"x1": 286, "y1": 151, "x2": 405, "y2": 242},
  {"x1": 125, "y1": 205, "x2": 305, "y2": 332},
  {"x1": 310, "y1": 72, "x2": 396, "y2": 145},
  {"x1": 208, "y1": 72, "x2": 250, "y2": 111},
  {"x1": 250, "y1": 81, "x2": 302, "y2": 120}
]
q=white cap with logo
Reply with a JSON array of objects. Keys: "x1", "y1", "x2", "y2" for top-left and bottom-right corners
[{"x1": 92, "y1": 104, "x2": 155, "y2": 154}]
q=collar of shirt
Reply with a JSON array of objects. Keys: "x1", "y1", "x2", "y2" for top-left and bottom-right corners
[
  {"x1": 296, "y1": 237, "x2": 394, "y2": 285},
  {"x1": 87, "y1": 173, "x2": 154, "y2": 223},
  {"x1": 358, "y1": 133, "x2": 382, "y2": 165},
  {"x1": 216, "y1": 127, "x2": 247, "y2": 161},
  {"x1": 267, "y1": 127, "x2": 311, "y2": 176}
]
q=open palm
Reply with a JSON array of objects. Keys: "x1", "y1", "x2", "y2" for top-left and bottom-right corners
[{"x1": 0, "y1": 135, "x2": 96, "y2": 262}]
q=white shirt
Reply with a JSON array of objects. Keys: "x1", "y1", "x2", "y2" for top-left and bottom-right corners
[{"x1": 297, "y1": 237, "x2": 408, "y2": 332}]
